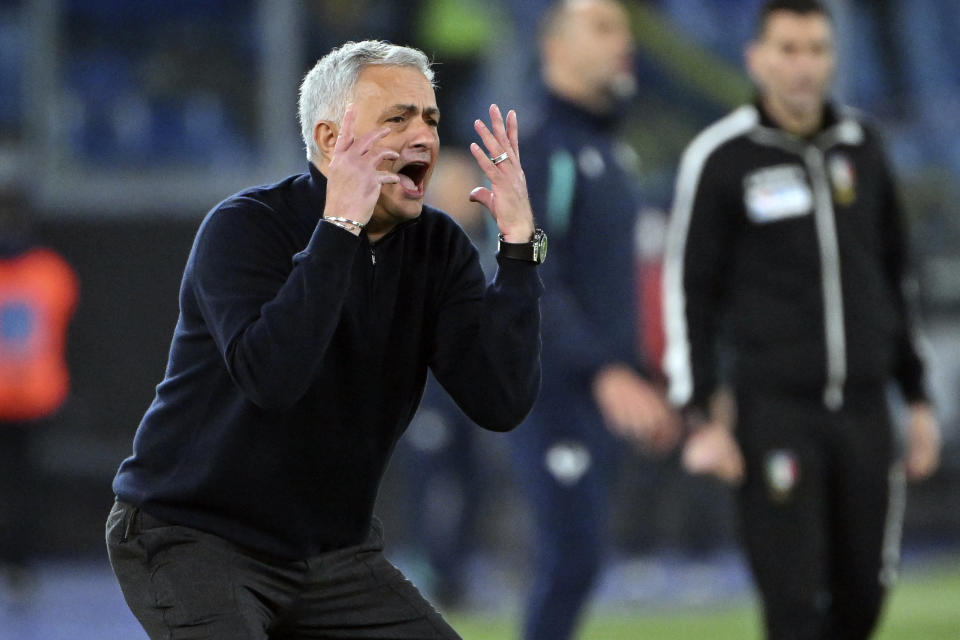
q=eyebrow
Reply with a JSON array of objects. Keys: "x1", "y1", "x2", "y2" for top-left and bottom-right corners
[{"x1": 382, "y1": 104, "x2": 441, "y2": 120}]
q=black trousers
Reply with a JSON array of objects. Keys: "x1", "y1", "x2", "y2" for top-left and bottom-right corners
[
  {"x1": 734, "y1": 387, "x2": 904, "y2": 640},
  {"x1": 106, "y1": 501, "x2": 461, "y2": 640},
  {"x1": 0, "y1": 425, "x2": 38, "y2": 567}
]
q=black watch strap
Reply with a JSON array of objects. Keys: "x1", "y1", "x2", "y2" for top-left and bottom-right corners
[{"x1": 498, "y1": 228, "x2": 547, "y2": 264}]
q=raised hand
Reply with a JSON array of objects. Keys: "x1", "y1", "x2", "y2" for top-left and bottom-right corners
[
  {"x1": 323, "y1": 103, "x2": 401, "y2": 232},
  {"x1": 468, "y1": 104, "x2": 536, "y2": 243}
]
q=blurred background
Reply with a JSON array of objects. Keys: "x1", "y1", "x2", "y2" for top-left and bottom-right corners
[{"x1": 0, "y1": 0, "x2": 958, "y2": 637}]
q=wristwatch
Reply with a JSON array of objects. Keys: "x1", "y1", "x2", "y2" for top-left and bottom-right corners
[{"x1": 498, "y1": 228, "x2": 548, "y2": 264}]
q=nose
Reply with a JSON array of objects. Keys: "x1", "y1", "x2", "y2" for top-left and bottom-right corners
[
  {"x1": 798, "y1": 47, "x2": 827, "y2": 71},
  {"x1": 408, "y1": 117, "x2": 438, "y2": 150}
]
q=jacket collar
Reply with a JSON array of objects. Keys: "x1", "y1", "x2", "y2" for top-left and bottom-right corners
[
  {"x1": 751, "y1": 98, "x2": 864, "y2": 148},
  {"x1": 753, "y1": 97, "x2": 838, "y2": 135},
  {"x1": 305, "y1": 162, "x2": 329, "y2": 220}
]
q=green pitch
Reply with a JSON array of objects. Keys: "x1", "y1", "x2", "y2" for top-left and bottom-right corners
[{"x1": 446, "y1": 560, "x2": 960, "y2": 640}]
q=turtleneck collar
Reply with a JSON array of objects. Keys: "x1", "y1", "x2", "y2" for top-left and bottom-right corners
[
  {"x1": 306, "y1": 162, "x2": 329, "y2": 218},
  {"x1": 543, "y1": 90, "x2": 622, "y2": 133}
]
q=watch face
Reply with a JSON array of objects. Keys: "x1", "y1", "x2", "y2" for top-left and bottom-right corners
[{"x1": 535, "y1": 230, "x2": 548, "y2": 263}]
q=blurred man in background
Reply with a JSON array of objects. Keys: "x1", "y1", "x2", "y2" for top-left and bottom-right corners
[
  {"x1": 663, "y1": 1, "x2": 941, "y2": 638},
  {"x1": 510, "y1": 2, "x2": 681, "y2": 638},
  {"x1": 0, "y1": 192, "x2": 78, "y2": 603}
]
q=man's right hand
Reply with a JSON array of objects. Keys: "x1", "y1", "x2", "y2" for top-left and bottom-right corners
[
  {"x1": 322, "y1": 103, "x2": 401, "y2": 232},
  {"x1": 592, "y1": 364, "x2": 680, "y2": 454},
  {"x1": 682, "y1": 420, "x2": 745, "y2": 485}
]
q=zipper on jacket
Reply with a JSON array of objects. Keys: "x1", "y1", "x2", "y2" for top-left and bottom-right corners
[
  {"x1": 364, "y1": 216, "x2": 418, "y2": 267},
  {"x1": 805, "y1": 146, "x2": 846, "y2": 411}
]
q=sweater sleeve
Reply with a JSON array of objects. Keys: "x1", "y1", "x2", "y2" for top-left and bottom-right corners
[
  {"x1": 191, "y1": 200, "x2": 361, "y2": 409},
  {"x1": 662, "y1": 149, "x2": 738, "y2": 415},
  {"x1": 429, "y1": 234, "x2": 544, "y2": 432}
]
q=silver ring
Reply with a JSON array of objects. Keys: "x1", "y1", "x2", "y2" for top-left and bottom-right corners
[{"x1": 491, "y1": 151, "x2": 509, "y2": 165}]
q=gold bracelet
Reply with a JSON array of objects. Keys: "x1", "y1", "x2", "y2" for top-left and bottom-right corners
[{"x1": 323, "y1": 216, "x2": 365, "y2": 230}]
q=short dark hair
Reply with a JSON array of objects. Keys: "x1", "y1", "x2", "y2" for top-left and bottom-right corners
[
  {"x1": 755, "y1": 0, "x2": 832, "y2": 38},
  {"x1": 538, "y1": 0, "x2": 626, "y2": 43},
  {"x1": 539, "y1": 0, "x2": 585, "y2": 43}
]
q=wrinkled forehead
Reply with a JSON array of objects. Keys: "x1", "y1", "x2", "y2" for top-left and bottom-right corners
[{"x1": 351, "y1": 65, "x2": 435, "y2": 100}]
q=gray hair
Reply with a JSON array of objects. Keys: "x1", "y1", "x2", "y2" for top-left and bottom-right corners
[{"x1": 298, "y1": 40, "x2": 435, "y2": 161}]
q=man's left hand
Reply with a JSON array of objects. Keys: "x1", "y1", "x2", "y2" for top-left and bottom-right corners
[{"x1": 467, "y1": 104, "x2": 536, "y2": 243}]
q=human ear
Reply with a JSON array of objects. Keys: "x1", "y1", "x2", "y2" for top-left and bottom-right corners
[{"x1": 314, "y1": 120, "x2": 338, "y2": 162}]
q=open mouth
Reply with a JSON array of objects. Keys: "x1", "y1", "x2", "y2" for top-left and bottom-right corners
[{"x1": 397, "y1": 162, "x2": 429, "y2": 197}]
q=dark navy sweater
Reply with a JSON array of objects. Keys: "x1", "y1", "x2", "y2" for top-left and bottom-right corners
[{"x1": 113, "y1": 164, "x2": 543, "y2": 559}]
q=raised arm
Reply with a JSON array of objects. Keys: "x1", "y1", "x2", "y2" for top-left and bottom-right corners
[{"x1": 431, "y1": 104, "x2": 544, "y2": 430}]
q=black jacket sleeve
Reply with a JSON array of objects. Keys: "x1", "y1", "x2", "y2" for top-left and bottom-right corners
[
  {"x1": 191, "y1": 200, "x2": 361, "y2": 410},
  {"x1": 663, "y1": 149, "x2": 739, "y2": 415},
  {"x1": 429, "y1": 232, "x2": 544, "y2": 432},
  {"x1": 876, "y1": 148, "x2": 929, "y2": 403}
]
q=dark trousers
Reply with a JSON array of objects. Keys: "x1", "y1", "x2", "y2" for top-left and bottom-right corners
[
  {"x1": 106, "y1": 501, "x2": 461, "y2": 640},
  {"x1": 0, "y1": 425, "x2": 38, "y2": 567},
  {"x1": 735, "y1": 387, "x2": 903, "y2": 640},
  {"x1": 509, "y1": 393, "x2": 616, "y2": 640}
]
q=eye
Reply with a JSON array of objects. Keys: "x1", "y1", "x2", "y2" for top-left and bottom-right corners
[
  {"x1": 811, "y1": 42, "x2": 829, "y2": 57},
  {"x1": 780, "y1": 42, "x2": 797, "y2": 56}
]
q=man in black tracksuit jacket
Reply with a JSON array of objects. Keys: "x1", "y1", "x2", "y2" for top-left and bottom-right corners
[
  {"x1": 106, "y1": 41, "x2": 544, "y2": 640},
  {"x1": 663, "y1": 2, "x2": 940, "y2": 639}
]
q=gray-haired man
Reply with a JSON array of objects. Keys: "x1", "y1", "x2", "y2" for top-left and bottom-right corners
[{"x1": 107, "y1": 40, "x2": 546, "y2": 639}]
